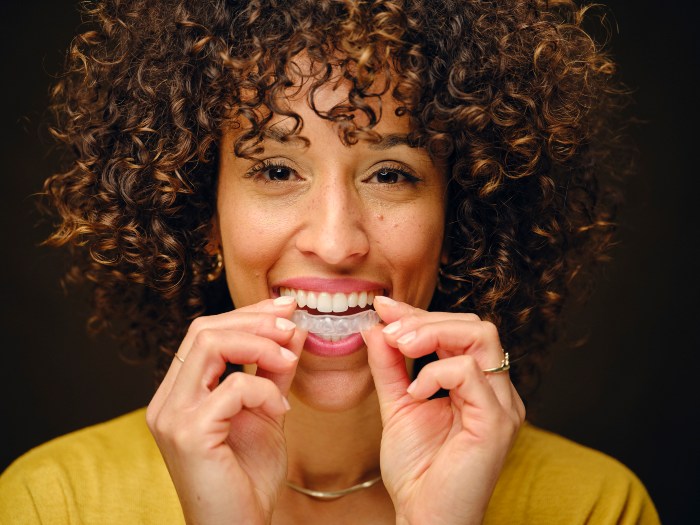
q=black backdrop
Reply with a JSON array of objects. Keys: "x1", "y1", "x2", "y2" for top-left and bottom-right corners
[{"x1": 1, "y1": 2, "x2": 698, "y2": 523}]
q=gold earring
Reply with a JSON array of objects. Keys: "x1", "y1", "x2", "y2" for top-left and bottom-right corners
[{"x1": 207, "y1": 252, "x2": 224, "y2": 282}]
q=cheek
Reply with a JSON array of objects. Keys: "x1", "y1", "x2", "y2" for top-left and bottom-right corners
[
  {"x1": 375, "y1": 202, "x2": 445, "y2": 298},
  {"x1": 218, "y1": 187, "x2": 292, "y2": 254},
  {"x1": 217, "y1": 195, "x2": 294, "y2": 304},
  {"x1": 383, "y1": 198, "x2": 444, "y2": 257}
]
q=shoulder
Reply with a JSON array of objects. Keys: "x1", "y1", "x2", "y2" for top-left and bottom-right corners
[
  {"x1": 486, "y1": 422, "x2": 660, "y2": 525},
  {"x1": 0, "y1": 409, "x2": 183, "y2": 525}
]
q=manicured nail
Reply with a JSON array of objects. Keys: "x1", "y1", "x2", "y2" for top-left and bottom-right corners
[
  {"x1": 373, "y1": 295, "x2": 396, "y2": 307},
  {"x1": 283, "y1": 396, "x2": 292, "y2": 411},
  {"x1": 382, "y1": 320, "x2": 401, "y2": 334},
  {"x1": 280, "y1": 347, "x2": 298, "y2": 361},
  {"x1": 397, "y1": 331, "x2": 416, "y2": 345},
  {"x1": 273, "y1": 296, "x2": 296, "y2": 306},
  {"x1": 275, "y1": 317, "x2": 296, "y2": 331},
  {"x1": 406, "y1": 380, "x2": 418, "y2": 395}
]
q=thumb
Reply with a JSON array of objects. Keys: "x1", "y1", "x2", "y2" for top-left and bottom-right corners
[{"x1": 363, "y1": 323, "x2": 411, "y2": 419}]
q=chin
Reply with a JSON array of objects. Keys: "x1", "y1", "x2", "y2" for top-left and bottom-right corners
[{"x1": 290, "y1": 355, "x2": 376, "y2": 412}]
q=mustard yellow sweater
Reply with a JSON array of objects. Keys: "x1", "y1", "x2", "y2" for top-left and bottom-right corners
[{"x1": 0, "y1": 409, "x2": 659, "y2": 524}]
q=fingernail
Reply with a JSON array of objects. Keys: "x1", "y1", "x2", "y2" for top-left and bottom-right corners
[
  {"x1": 406, "y1": 379, "x2": 418, "y2": 395},
  {"x1": 283, "y1": 396, "x2": 292, "y2": 411},
  {"x1": 397, "y1": 331, "x2": 416, "y2": 345},
  {"x1": 280, "y1": 347, "x2": 298, "y2": 361},
  {"x1": 275, "y1": 317, "x2": 296, "y2": 331},
  {"x1": 382, "y1": 320, "x2": 401, "y2": 334},
  {"x1": 273, "y1": 296, "x2": 296, "y2": 306},
  {"x1": 360, "y1": 330, "x2": 368, "y2": 345},
  {"x1": 373, "y1": 295, "x2": 396, "y2": 307}
]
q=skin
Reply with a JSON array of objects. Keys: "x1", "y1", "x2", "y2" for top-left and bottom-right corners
[
  {"x1": 146, "y1": 71, "x2": 525, "y2": 525},
  {"x1": 218, "y1": 80, "x2": 447, "y2": 412}
]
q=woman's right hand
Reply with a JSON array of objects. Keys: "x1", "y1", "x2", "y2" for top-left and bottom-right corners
[{"x1": 146, "y1": 296, "x2": 306, "y2": 525}]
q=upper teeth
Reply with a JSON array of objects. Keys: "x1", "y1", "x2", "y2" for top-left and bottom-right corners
[{"x1": 278, "y1": 288, "x2": 382, "y2": 313}]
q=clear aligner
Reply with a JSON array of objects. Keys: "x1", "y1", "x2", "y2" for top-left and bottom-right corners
[{"x1": 291, "y1": 309, "x2": 381, "y2": 337}]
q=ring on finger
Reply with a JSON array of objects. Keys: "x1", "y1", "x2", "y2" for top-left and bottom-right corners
[{"x1": 482, "y1": 351, "x2": 510, "y2": 374}]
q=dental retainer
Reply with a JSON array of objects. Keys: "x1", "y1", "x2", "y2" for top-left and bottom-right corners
[{"x1": 291, "y1": 309, "x2": 381, "y2": 337}]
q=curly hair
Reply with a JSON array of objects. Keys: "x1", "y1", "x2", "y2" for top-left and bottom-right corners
[{"x1": 43, "y1": 0, "x2": 630, "y2": 393}]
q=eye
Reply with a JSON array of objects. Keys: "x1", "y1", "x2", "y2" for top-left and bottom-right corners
[
  {"x1": 245, "y1": 160, "x2": 299, "y2": 183},
  {"x1": 264, "y1": 165, "x2": 294, "y2": 181},
  {"x1": 368, "y1": 165, "x2": 420, "y2": 185}
]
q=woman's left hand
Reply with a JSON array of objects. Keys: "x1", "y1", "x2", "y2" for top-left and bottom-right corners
[{"x1": 363, "y1": 297, "x2": 525, "y2": 525}]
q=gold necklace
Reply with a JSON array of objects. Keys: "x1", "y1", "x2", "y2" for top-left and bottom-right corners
[{"x1": 285, "y1": 475, "x2": 383, "y2": 500}]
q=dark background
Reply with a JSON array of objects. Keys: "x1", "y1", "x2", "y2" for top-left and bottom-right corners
[{"x1": 1, "y1": 2, "x2": 697, "y2": 523}]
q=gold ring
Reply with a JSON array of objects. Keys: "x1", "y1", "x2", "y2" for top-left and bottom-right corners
[
  {"x1": 174, "y1": 352, "x2": 185, "y2": 364},
  {"x1": 482, "y1": 351, "x2": 510, "y2": 374}
]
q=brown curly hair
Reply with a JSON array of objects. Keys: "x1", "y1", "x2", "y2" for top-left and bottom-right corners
[{"x1": 43, "y1": 0, "x2": 630, "y2": 393}]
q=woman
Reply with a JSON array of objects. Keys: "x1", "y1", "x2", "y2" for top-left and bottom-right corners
[{"x1": 0, "y1": 0, "x2": 659, "y2": 523}]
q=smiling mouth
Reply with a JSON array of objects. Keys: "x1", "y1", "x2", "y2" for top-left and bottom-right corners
[
  {"x1": 277, "y1": 287, "x2": 383, "y2": 340},
  {"x1": 278, "y1": 287, "x2": 383, "y2": 313}
]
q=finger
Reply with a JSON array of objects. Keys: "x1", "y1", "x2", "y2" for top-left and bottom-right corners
[
  {"x1": 152, "y1": 298, "x2": 298, "y2": 411},
  {"x1": 150, "y1": 372, "x2": 290, "y2": 449},
  {"x1": 178, "y1": 301, "x2": 299, "y2": 361},
  {"x1": 373, "y1": 296, "x2": 480, "y2": 327},
  {"x1": 255, "y1": 327, "x2": 307, "y2": 396},
  {"x1": 385, "y1": 319, "x2": 500, "y2": 362},
  {"x1": 391, "y1": 319, "x2": 513, "y2": 405},
  {"x1": 236, "y1": 295, "x2": 298, "y2": 313},
  {"x1": 407, "y1": 355, "x2": 505, "y2": 430},
  {"x1": 171, "y1": 329, "x2": 300, "y2": 403},
  {"x1": 363, "y1": 323, "x2": 412, "y2": 418},
  {"x1": 197, "y1": 373, "x2": 290, "y2": 435}
]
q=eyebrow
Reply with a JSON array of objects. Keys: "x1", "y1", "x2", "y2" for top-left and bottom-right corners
[
  {"x1": 367, "y1": 133, "x2": 411, "y2": 150},
  {"x1": 262, "y1": 126, "x2": 298, "y2": 143},
  {"x1": 262, "y1": 127, "x2": 411, "y2": 150}
]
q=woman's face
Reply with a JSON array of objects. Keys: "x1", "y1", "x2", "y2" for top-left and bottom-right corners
[{"x1": 216, "y1": 80, "x2": 447, "y2": 410}]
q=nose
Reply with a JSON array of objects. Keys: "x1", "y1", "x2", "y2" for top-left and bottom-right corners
[{"x1": 295, "y1": 177, "x2": 370, "y2": 266}]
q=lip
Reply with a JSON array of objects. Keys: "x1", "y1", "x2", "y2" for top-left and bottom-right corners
[
  {"x1": 304, "y1": 332, "x2": 366, "y2": 357},
  {"x1": 272, "y1": 277, "x2": 388, "y2": 295},
  {"x1": 271, "y1": 277, "x2": 385, "y2": 357}
]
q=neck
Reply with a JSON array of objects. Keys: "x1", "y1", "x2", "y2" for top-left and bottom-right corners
[{"x1": 284, "y1": 389, "x2": 383, "y2": 490}]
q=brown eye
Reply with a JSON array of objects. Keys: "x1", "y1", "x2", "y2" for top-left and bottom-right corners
[
  {"x1": 376, "y1": 169, "x2": 400, "y2": 184},
  {"x1": 369, "y1": 166, "x2": 420, "y2": 185},
  {"x1": 245, "y1": 161, "x2": 300, "y2": 183},
  {"x1": 265, "y1": 166, "x2": 294, "y2": 181}
]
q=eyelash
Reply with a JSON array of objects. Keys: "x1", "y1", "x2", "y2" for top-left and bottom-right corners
[
  {"x1": 244, "y1": 159, "x2": 298, "y2": 183},
  {"x1": 369, "y1": 163, "x2": 421, "y2": 185},
  {"x1": 244, "y1": 159, "x2": 421, "y2": 185}
]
